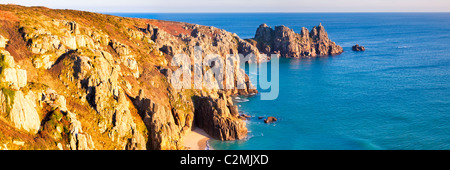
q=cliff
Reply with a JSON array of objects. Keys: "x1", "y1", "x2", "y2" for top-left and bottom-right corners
[
  {"x1": 0, "y1": 5, "x2": 343, "y2": 150},
  {"x1": 0, "y1": 5, "x2": 253, "y2": 150}
]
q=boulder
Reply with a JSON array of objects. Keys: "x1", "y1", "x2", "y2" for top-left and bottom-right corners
[
  {"x1": 9, "y1": 91, "x2": 40, "y2": 134},
  {"x1": 54, "y1": 95, "x2": 67, "y2": 112},
  {"x1": 61, "y1": 36, "x2": 77, "y2": 49},
  {"x1": 41, "y1": 54, "x2": 53, "y2": 69},
  {"x1": 0, "y1": 51, "x2": 37, "y2": 134},
  {"x1": 91, "y1": 31, "x2": 110, "y2": 46},
  {"x1": 0, "y1": 50, "x2": 27, "y2": 90},
  {"x1": 111, "y1": 40, "x2": 131, "y2": 56},
  {"x1": 1, "y1": 68, "x2": 27, "y2": 90},
  {"x1": 26, "y1": 32, "x2": 61, "y2": 54},
  {"x1": 0, "y1": 35, "x2": 8, "y2": 48},
  {"x1": 124, "y1": 56, "x2": 140, "y2": 78},
  {"x1": 16, "y1": 69, "x2": 27, "y2": 89},
  {"x1": 2, "y1": 68, "x2": 17, "y2": 86},
  {"x1": 75, "y1": 35, "x2": 87, "y2": 47},
  {"x1": 1, "y1": 50, "x2": 15, "y2": 67},
  {"x1": 264, "y1": 116, "x2": 277, "y2": 123}
]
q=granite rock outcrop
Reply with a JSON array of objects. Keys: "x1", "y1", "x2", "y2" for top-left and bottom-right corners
[
  {"x1": 0, "y1": 5, "x2": 345, "y2": 150},
  {"x1": 252, "y1": 23, "x2": 343, "y2": 58},
  {"x1": 193, "y1": 93, "x2": 248, "y2": 140}
]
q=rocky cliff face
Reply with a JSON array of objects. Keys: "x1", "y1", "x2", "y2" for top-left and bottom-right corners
[
  {"x1": 193, "y1": 92, "x2": 247, "y2": 140},
  {"x1": 252, "y1": 23, "x2": 343, "y2": 58},
  {"x1": 0, "y1": 5, "x2": 344, "y2": 150},
  {"x1": 0, "y1": 5, "x2": 255, "y2": 150},
  {"x1": 1, "y1": 45, "x2": 40, "y2": 134},
  {"x1": 135, "y1": 20, "x2": 257, "y2": 145},
  {"x1": 1, "y1": 47, "x2": 95, "y2": 150}
]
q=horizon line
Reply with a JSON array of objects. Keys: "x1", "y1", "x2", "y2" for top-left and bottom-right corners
[
  {"x1": 3, "y1": 4, "x2": 450, "y2": 14},
  {"x1": 102, "y1": 11, "x2": 450, "y2": 14}
]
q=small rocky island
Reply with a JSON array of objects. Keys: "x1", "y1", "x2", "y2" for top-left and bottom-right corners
[
  {"x1": 352, "y1": 44, "x2": 365, "y2": 51},
  {"x1": 244, "y1": 23, "x2": 343, "y2": 59},
  {"x1": 264, "y1": 116, "x2": 278, "y2": 123}
]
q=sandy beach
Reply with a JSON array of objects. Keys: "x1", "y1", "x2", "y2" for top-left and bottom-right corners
[{"x1": 183, "y1": 127, "x2": 211, "y2": 150}]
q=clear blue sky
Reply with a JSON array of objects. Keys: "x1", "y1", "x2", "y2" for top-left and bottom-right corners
[{"x1": 2, "y1": 0, "x2": 450, "y2": 13}]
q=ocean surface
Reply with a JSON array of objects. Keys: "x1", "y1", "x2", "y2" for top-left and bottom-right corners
[{"x1": 111, "y1": 13, "x2": 450, "y2": 150}]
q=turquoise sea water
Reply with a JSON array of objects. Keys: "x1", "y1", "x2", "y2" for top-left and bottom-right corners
[{"x1": 112, "y1": 13, "x2": 450, "y2": 150}]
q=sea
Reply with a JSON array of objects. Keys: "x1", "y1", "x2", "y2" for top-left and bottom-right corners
[{"x1": 110, "y1": 13, "x2": 450, "y2": 150}]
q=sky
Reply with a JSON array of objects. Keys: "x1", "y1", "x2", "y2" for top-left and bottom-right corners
[{"x1": 1, "y1": 0, "x2": 450, "y2": 13}]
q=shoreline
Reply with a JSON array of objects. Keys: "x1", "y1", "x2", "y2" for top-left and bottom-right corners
[{"x1": 183, "y1": 127, "x2": 211, "y2": 150}]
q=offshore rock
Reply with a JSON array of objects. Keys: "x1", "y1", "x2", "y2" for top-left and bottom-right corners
[
  {"x1": 252, "y1": 23, "x2": 343, "y2": 58},
  {"x1": 352, "y1": 44, "x2": 365, "y2": 51},
  {"x1": 264, "y1": 116, "x2": 277, "y2": 123}
]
